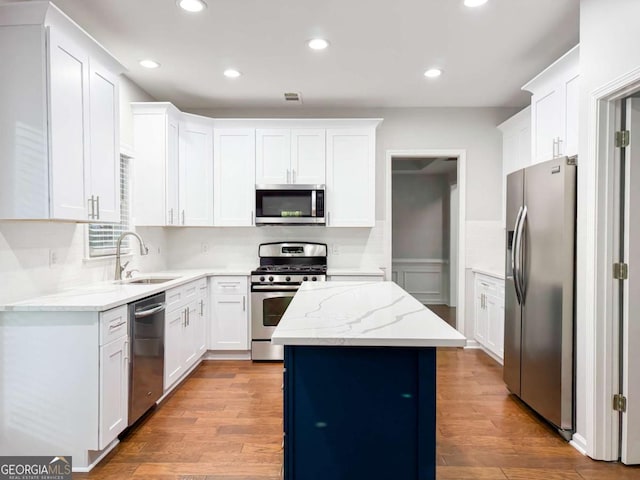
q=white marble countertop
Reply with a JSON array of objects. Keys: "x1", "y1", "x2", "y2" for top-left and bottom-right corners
[
  {"x1": 0, "y1": 267, "x2": 253, "y2": 312},
  {"x1": 472, "y1": 268, "x2": 505, "y2": 280},
  {"x1": 272, "y1": 281, "x2": 466, "y2": 348},
  {"x1": 327, "y1": 267, "x2": 385, "y2": 276}
]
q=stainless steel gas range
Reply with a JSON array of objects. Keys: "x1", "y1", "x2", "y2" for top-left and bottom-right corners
[{"x1": 251, "y1": 242, "x2": 327, "y2": 361}]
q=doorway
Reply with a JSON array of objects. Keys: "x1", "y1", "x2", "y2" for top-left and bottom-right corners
[{"x1": 385, "y1": 149, "x2": 466, "y2": 334}]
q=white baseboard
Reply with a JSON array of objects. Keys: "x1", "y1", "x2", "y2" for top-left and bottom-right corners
[
  {"x1": 158, "y1": 357, "x2": 204, "y2": 403},
  {"x1": 204, "y1": 350, "x2": 251, "y2": 360},
  {"x1": 570, "y1": 433, "x2": 588, "y2": 456},
  {"x1": 464, "y1": 339, "x2": 481, "y2": 349},
  {"x1": 73, "y1": 439, "x2": 119, "y2": 472}
]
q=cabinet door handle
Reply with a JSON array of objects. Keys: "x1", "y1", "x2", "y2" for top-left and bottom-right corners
[
  {"x1": 124, "y1": 340, "x2": 129, "y2": 364},
  {"x1": 182, "y1": 210, "x2": 185, "y2": 225},
  {"x1": 292, "y1": 169, "x2": 296, "y2": 184},
  {"x1": 109, "y1": 321, "x2": 127, "y2": 330},
  {"x1": 557, "y1": 137, "x2": 563, "y2": 156},
  {"x1": 88, "y1": 196, "x2": 95, "y2": 219},
  {"x1": 96, "y1": 195, "x2": 100, "y2": 220},
  {"x1": 251, "y1": 210, "x2": 254, "y2": 226},
  {"x1": 200, "y1": 299, "x2": 204, "y2": 316},
  {"x1": 327, "y1": 211, "x2": 331, "y2": 226},
  {"x1": 169, "y1": 208, "x2": 174, "y2": 225},
  {"x1": 243, "y1": 296, "x2": 246, "y2": 312},
  {"x1": 286, "y1": 169, "x2": 291, "y2": 184}
]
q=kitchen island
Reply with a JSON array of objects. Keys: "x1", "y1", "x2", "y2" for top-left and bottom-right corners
[{"x1": 272, "y1": 281, "x2": 466, "y2": 480}]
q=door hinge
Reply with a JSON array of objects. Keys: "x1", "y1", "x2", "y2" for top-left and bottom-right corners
[
  {"x1": 616, "y1": 130, "x2": 630, "y2": 148},
  {"x1": 614, "y1": 394, "x2": 627, "y2": 412},
  {"x1": 613, "y1": 262, "x2": 629, "y2": 280}
]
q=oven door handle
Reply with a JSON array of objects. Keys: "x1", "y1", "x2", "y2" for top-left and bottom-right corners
[{"x1": 252, "y1": 285, "x2": 300, "y2": 292}]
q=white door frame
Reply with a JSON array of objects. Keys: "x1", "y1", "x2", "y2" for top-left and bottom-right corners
[
  {"x1": 384, "y1": 149, "x2": 466, "y2": 336},
  {"x1": 582, "y1": 65, "x2": 640, "y2": 460}
]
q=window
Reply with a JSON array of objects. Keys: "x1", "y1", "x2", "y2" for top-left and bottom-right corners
[{"x1": 88, "y1": 155, "x2": 131, "y2": 257}]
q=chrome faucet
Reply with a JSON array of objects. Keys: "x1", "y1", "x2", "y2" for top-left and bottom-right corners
[{"x1": 114, "y1": 231, "x2": 149, "y2": 280}]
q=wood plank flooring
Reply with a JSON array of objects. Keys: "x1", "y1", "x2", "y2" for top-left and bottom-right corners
[{"x1": 75, "y1": 351, "x2": 640, "y2": 479}]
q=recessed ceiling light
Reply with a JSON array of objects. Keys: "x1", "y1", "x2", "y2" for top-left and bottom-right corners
[
  {"x1": 464, "y1": 0, "x2": 488, "y2": 7},
  {"x1": 177, "y1": 0, "x2": 207, "y2": 12},
  {"x1": 424, "y1": 68, "x2": 442, "y2": 78},
  {"x1": 308, "y1": 38, "x2": 329, "y2": 50},
  {"x1": 224, "y1": 69, "x2": 241, "y2": 78},
  {"x1": 139, "y1": 59, "x2": 160, "y2": 69}
]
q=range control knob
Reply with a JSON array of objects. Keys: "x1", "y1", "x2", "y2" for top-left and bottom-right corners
[
  {"x1": 303, "y1": 276, "x2": 308, "y2": 282},
  {"x1": 312, "y1": 276, "x2": 317, "y2": 281},
  {"x1": 268, "y1": 276, "x2": 274, "y2": 282},
  {"x1": 286, "y1": 276, "x2": 291, "y2": 282},
  {"x1": 260, "y1": 276, "x2": 265, "y2": 282}
]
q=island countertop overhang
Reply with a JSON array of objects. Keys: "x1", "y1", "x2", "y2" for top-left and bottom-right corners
[{"x1": 271, "y1": 281, "x2": 467, "y2": 348}]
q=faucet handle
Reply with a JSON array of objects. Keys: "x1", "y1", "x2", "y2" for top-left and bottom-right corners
[
  {"x1": 125, "y1": 269, "x2": 140, "y2": 279},
  {"x1": 120, "y1": 260, "x2": 130, "y2": 274}
]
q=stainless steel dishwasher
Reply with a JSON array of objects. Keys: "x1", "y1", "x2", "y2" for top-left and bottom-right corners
[{"x1": 128, "y1": 292, "x2": 165, "y2": 426}]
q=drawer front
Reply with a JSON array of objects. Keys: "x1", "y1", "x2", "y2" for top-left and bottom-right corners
[
  {"x1": 100, "y1": 305, "x2": 129, "y2": 345},
  {"x1": 166, "y1": 286, "x2": 185, "y2": 309},
  {"x1": 211, "y1": 276, "x2": 247, "y2": 295}
]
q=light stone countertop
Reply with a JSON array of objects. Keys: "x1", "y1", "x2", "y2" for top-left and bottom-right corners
[
  {"x1": 272, "y1": 281, "x2": 466, "y2": 348},
  {"x1": 326, "y1": 267, "x2": 385, "y2": 276},
  {"x1": 472, "y1": 268, "x2": 505, "y2": 280},
  {"x1": 0, "y1": 267, "x2": 253, "y2": 312}
]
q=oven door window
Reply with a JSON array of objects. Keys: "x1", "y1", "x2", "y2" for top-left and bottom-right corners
[
  {"x1": 263, "y1": 295, "x2": 294, "y2": 327},
  {"x1": 256, "y1": 190, "x2": 312, "y2": 218}
]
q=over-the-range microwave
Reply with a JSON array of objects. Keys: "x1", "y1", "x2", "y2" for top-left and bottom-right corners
[{"x1": 255, "y1": 185, "x2": 325, "y2": 225}]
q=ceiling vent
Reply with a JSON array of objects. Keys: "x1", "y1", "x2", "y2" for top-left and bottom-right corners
[{"x1": 284, "y1": 92, "x2": 302, "y2": 103}]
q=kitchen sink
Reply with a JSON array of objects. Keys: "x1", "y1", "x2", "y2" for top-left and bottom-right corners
[{"x1": 117, "y1": 276, "x2": 179, "y2": 285}]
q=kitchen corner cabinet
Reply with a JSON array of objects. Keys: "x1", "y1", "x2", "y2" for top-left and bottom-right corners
[
  {"x1": 523, "y1": 45, "x2": 579, "y2": 164},
  {"x1": 0, "y1": 3, "x2": 123, "y2": 222},
  {"x1": 256, "y1": 129, "x2": 326, "y2": 185},
  {"x1": 209, "y1": 276, "x2": 250, "y2": 350},
  {"x1": 132, "y1": 106, "x2": 214, "y2": 226},
  {"x1": 473, "y1": 272, "x2": 505, "y2": 362},
  {"x1": 214, "y1": 129, "x2": 256, "y2": 226},
  {"x1": 326, "y1": 127, "x2": 378, "y2": 227},
  {"x1": 164, "y1": 278, "x2": 208, "y2": 390}
]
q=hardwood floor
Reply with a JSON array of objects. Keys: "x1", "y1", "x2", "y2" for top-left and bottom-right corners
[
  {"x1": 75, "y1": 351, "x2": 640, "y2": 479},
  {"x1": 426, "y1": 304, "x2": 457, "y2": 328}
]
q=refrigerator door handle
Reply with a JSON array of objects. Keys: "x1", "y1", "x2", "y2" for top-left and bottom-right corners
[
  {"x1": 511, "y1": 206, "x2": 524, "y2": 305},
  {"x1": 515, "y1": 205, "x2": 528, "y2": 304}
]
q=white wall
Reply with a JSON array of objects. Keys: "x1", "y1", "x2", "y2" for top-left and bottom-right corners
[
  {"x1": 578, "y1": 0, "x2": 640, "y2": 459},
  {"x1": 392, "y1": 174, "x2": 448, "y2": 259},
  {"x1": 0, "y1": 75, "x2": 163, "y2": 305}
]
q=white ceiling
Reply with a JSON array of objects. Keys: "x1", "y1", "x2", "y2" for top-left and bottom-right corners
[{"x1": 32, "y1": 0, "x2": 579, "y2": 109}]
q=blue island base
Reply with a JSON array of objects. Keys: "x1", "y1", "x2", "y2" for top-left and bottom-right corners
[{"x1": 283, "y1": 345, "x2": 437, "y2": 480}]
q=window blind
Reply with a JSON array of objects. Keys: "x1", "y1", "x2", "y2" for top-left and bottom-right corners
[{"x1": 88, "y1": 156, "x2": 131, "y2": 257}]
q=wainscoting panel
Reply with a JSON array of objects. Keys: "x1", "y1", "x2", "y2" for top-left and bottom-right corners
[{"x1": 392, "y1": 259, "x2": 449, "y2": 304}]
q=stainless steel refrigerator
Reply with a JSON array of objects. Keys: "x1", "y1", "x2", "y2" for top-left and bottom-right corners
[{"x1": 504, "y1": 156, "x2": 576, "y2": 439}]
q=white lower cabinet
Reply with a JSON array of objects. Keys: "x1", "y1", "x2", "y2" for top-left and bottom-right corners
[
  {"x1": 209, "y1": 276, "x2": 250, "y2": 350},
  {"x1": 164, "y1": 278, "x2": 209, "y2": 391},
  {"x1": 99, "y1": 335, "x2": 128, "y2": 449},
  {"x1": 473, "y1": 272, "x2": 505, "y2": 362}
]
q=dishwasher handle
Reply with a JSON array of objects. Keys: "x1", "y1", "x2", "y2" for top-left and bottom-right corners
[{"x1": 134, "y1": 302, "x2": 166, "y2": 318}]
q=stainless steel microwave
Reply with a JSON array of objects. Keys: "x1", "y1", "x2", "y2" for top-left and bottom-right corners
[{"x1": 255, "y1": 185, "x2": 325, "y2": 225}]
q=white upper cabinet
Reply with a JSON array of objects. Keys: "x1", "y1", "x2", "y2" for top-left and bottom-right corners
[
  {"x1": 0, "y1": 2, "x2": 124, "y2": 222},
  {"x1": 523, "y1": 45, "x2": 579, "y2": 164},
  {"x1": 179, "y1": 117, "x2": 214, "y2": 226},
  {"x1": 48, "y1": 29, "x2": 90, "y2": 221},
  {"x1": 256, "y1": 128, "x2": 326, "y2": 185},
  {"x1": 291, "y1": 129, "x2": 326, "y2": 184},
  {"x1": 326, "y1": 126, "x2": 378, "y2": 227},
  {"x1": 132, "y1": 103, "x2": 181, "y2": 226},
  {"x1": 88, "y1": 62, "x2": 120, "y2": 223},
  {"x1": 214, "y1": 128, "x2": 256, "y2": 226},
  {"x1": 256, "y1": 129, "x2": 292, "y2": 185}
]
